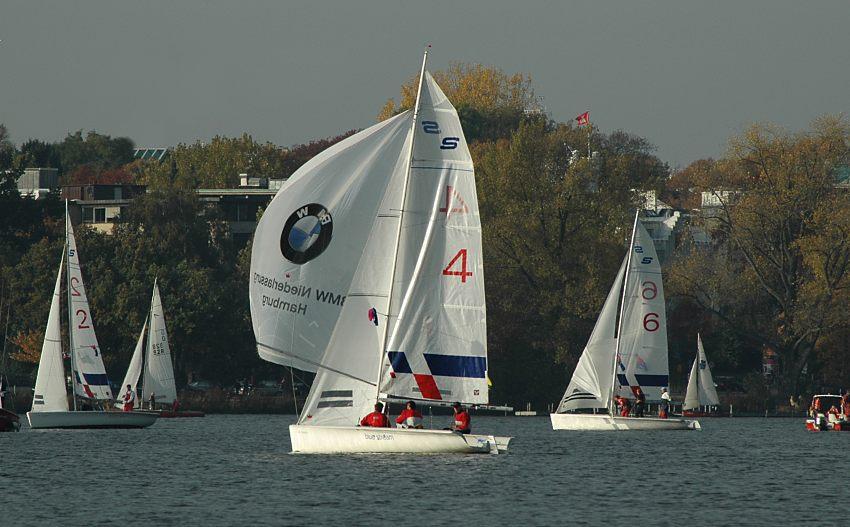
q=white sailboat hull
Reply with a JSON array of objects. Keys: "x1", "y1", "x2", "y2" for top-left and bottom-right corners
[
  {"x1": 550, "y1": 413, "x2": 700, "y2": 431},
  {"x1": 26, "y1": 411, "x2": 158, "y2": 429},
  {"x1": 289, "y1": 425, "x2": 511, "y2": 454}
]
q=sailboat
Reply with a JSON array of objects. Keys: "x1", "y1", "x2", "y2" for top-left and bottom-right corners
[
  {"x1": 682, "y1": 333, "x2": 721, "y2": 417},
  {"x1": 26, "y1": 204, "x2": 158, "y2": 429},
  {"x1": 118, "y1": 280, "x2": 203, "y2": 417},
  {"x1": 550, "y1": 212, "x2": 700, "y2": 431},
  {"x1": 250, "y1": 50, "x2": 510, "y2": 454},
  {"x1": 0, "y1": 293, "x2": 20, "y2": 432}
]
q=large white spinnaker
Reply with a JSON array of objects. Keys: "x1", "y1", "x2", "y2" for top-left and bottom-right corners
[
  {"x1": 684, "y1": 333, "x2": 719, "y2": 409},
  {"x1": 556, "y1": 257, "x2": 627, "y2": 412},
  {"x1": 31, "y1": 255, "x2": 69, "y2": 413},
  {"x1": 380, "y1": 72, "x2": 488, "y2": 406},
  {"x1": 66, "y1": 209, "x2": 112, "y2": 401},
  {"x1": 615, "y1": 218, "x2": 669, "y2": 402},
  {"x1": 117, "y1": 316, "x2": 147, "y2": 406},
  {"x1": 143, "y1": 281, "x2": 177, "y2": 404},
  {"x1": 251, "y1": 111, "x2": 413, "y2": 424}
]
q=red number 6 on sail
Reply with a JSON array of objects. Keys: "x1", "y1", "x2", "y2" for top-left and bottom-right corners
[
  {"x1": 643, "y1": 312, "x2": 659, "y2": 332},
  {"x1": 641, "y1": 281, "x2": 657, "y2": 300}
]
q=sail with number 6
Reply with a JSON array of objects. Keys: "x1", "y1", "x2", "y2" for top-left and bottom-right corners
[{"x1": 250, "y1": 62, "x2": 489, "y2": 431}]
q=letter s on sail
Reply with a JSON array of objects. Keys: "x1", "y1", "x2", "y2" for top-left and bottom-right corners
[{"x1": 440, "y1": 137, "x2": 459, "y2": 150}]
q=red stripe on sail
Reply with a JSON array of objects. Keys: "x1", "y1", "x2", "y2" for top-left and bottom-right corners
[
  {"x1": 83, "y1": 384, "x2": 94, "y2": 398},
  {"x1": 414, "y1": 374, "x2": 442, "y2": 400}
]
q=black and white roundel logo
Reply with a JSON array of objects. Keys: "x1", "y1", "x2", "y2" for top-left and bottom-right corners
[{"x1": 280, "y1": 204, "x2": 333, "y2": 264}]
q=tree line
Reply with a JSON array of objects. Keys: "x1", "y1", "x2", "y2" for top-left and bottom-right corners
[{"x1": 2, "y1": 63, "x2": 849, "y2": 409}]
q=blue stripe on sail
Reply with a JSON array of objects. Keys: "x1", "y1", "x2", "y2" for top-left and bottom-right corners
[
  {"x1": 82, "y1": 373, "x2": 110, "y2": 385},
  {"x1": 387, "y1": 351, "x2": 412, "y2": 374},
  {"x1": 617, "y1": 374, "x2": 629, "y2": 387},
  {"x1": 424, "y1": 354, "x2": 486, "y2": 379},
  {"x1": 634, "y1": 374, "x2": 669, "y2": 387}
]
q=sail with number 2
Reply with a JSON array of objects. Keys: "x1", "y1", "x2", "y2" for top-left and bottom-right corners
[{"x1": 250, "y1": 52, "x2": 506, "y2": 453}]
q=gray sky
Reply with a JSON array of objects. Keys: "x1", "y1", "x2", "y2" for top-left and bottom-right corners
[{"x1": 2, "y1": 1, "x2": 849, "y2": 168}]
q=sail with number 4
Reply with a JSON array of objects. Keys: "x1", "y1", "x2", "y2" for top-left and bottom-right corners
[
  {"x1": 66, "y1": 208, "x2": 112, "y2": 401},
  {"x1": 557, "y1": 212, "x2": 670, "y2": 413},
  {"x1": 250, "y1": 71, "x2": 487, "y2": 427},
  {"x1": 683, "y1": 333, "x2": 719, "y2": 410}
]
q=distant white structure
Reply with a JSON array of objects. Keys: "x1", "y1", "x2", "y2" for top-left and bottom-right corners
[{"x1": 639, "y1": 191, "x2": 681, "y2": 265}]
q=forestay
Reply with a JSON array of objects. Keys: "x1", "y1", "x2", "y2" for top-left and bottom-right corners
[
  {"x1": 556, "y1": 258, "x2": 627, "y2": 412},
  {"x1": 66, "y1": 210, "x2": 112, "y2": 400},
  {"x1": 31, "y1": 255, "x2": 69, "y2": 413},
  {"x1": 143, "y1": 281, "x2": 177, "y2": 404},
  {"x1": 380, "y1": 72, "x2": 488, "y2": 406},
  {"x1": 684, "y1": 333, "x2": 719, "y2": 409},
  {"x1": 614, "y1": 219, "x2": 669, "y2": 402}
]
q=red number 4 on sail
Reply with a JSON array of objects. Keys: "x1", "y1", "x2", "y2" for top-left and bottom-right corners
[{"x1": 442, "y1": 249, "x2": 472, "y2": 283}]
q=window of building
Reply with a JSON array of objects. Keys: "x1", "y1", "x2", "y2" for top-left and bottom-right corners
[
  {"x1": 82, "y1": 207, "x2": 93, "y2": 223},
  {"x1": 94, "y1": 208, "x2": 106, "y2": 223}
]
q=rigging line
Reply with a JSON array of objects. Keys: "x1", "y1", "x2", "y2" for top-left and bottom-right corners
[
  {"x1": 289, "y1": 366, "x2": 299, "y2": 416},
  {"x1": 256, "y1": 341, "x2": 376, "y2": 387}
]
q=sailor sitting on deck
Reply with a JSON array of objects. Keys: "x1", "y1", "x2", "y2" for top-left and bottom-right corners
[
  {"x1": 450, "y1": 402, "x2": 471, "y2": 434},
  {"x1": 359, "y1": 402, "x2": 390, "y2": 427},
  {"x1": 122, "y1": 384, "x2": 136, "y2": 412},
  {"x1": 396, "y1": 400, "x2": 424, "y2": 429}
]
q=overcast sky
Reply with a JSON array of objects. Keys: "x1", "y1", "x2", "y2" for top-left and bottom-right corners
[{"x1": 2, "y1": 1, "x2": 849, "y2": 167}]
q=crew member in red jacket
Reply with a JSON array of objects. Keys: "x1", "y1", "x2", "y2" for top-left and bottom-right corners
[
  {"x1": 121, "y1": 384, "x2": 136, "y2": 412},
  {"x1": 396, "y1": 400, "x2": 424, "y2": 428},
  {"x1": 360, "y1": 402, "x2": 389, "y2": 427},
  {"x1": 451, "y1": 402, "x2": 471, "y2": 434}
]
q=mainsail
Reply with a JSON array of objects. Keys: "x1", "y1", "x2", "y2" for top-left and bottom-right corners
[
  {"x1": 614, "y1": 218, "x2": 669, "y2": 402},
  {"x1": 31, "y1": 255, "x2": 69, "y2": 413},
  {"x1": 118, "y1": 315, "x2": 147, "y2": 405},
  {"x1": 66, "y1": 208, "x2": 112, "y2": 400},
  {"x1": 684, "y1": 333, "x2": 720, "y2": 409},
  {"x1": 142, "y1": 281, "x2": 177, "y2": 404},
  {"x1": 250, "y1": 65, "x2": 488, "y2": 426}
]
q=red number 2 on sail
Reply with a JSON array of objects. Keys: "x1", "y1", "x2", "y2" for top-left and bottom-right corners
[
  {"x1": 442, "y1": 249, "x2": 472, "y2": 283},
  {"x1": 76, "y1": 309, "x2": 90, "y2": 329}
]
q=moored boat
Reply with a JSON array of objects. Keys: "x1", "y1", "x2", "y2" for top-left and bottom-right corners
[
  {"x1": 550, "y1": 212, "x2": 699, "y2": 431},
  {"x1": 250, "y1": 49, "x2": 509, "y2": 454},
  {"x1": 0, "y1": 407, "x2": 20, "y2": 432}
]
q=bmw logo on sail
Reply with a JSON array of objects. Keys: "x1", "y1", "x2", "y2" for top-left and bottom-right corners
[{"x1": 280, "y1": 203, "x2": 333, "y2": 264}]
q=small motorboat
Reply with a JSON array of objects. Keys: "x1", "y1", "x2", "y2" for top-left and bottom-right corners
[{"x1": 805, "y1": 394, "x2": 850, "y2": 431}]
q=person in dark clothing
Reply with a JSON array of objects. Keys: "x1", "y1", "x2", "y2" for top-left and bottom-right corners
[{"x1": 633, "y1": 387, "x2": 646, "y2": 418}]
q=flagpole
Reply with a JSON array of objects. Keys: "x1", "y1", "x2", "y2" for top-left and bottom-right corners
[{"x1": 587, "y1": 120, "x2": 592, "y2": 159}]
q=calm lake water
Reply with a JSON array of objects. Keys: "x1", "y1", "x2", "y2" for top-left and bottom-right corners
[{"x1": 1, "y1": 415, "x2": 845, "y2": 526}]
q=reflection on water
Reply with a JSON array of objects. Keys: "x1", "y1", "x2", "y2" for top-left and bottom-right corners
[{"x1": 1, "y1": 415, "x2": 842, "y2": 526}]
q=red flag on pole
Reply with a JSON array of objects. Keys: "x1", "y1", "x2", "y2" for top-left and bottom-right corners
[{"x1": 575, "y1": 111, "x2": 590, "y2": 126}]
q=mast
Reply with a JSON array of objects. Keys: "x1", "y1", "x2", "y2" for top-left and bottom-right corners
[
  {"x1": 609, "y1": 209, "x2": 640, "y2": 416},
  {"x1": 374, "y1": 46, "x2": 430, "y2": 403},
  {"x1": 65, "y1": 200, "x2": 78, "y2": 411}
]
